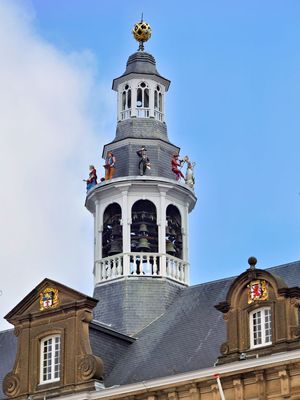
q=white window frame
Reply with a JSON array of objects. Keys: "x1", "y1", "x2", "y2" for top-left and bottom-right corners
[
  {"x1": 40, "y1": 335, "x2": 61, "y2": 384},
  {"x1": 249, "y1": 306, "x2": 272, "y2": 349}
]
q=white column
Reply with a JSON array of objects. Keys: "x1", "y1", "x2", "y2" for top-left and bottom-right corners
[
  {"x1": 117, "y1": 89, "x2": 122, "y2": 122},
  {"x1": 159, "y1": 190, "x2": 167, "y2": 276},
  {"x1": 122, "y1": 190, "x2": 130, "y2": 275},
  {"x1": 95, "y1": 200, "x2": 102, "y2": 261},
  {"x1": 149, "y1": 83, "x2": 154, "y2": 118},
  {"x1": 182, "y1": 202, "x2": 189, "y2": 263},
  {"x1": 131, "y1": 81, "x2": 137, "y2": 118}
]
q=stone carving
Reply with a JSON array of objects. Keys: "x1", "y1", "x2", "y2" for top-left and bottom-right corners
[
  {"x1": 78, "y1": 354, "x2": 104, "y2": 381},
  {"x1": 220, "y1": 342, "x2": 229, "y2": 355},
  {"x1": 3, "y1": 373, "x2": 20, "y2": 397}
]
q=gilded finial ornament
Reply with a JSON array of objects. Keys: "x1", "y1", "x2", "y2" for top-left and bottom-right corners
[
  {"x1": 132, "y1": 16, "x2": 151, "y2": 51},
  {"x1": 39, "y1": 287, "x2": 59, "y2": 311}
]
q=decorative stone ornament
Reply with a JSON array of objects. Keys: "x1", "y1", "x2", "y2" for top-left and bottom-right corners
[
  {"x1": 39, "y1": 287, "x2": 59, "y2": 311},
  {"x1": 132, "y1": 19, "x2": 151, "y2": 51},
  {"x1": 247, "y1": 279, "x2": 268, "y2": 304}
]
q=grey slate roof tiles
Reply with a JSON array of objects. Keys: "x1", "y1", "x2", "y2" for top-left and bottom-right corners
[{"x1": 1, "y1": 260, "x2": 300, "y2": 395}]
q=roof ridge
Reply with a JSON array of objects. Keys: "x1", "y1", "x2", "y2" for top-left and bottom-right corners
[{"x1": 189, "y1": 259, "x2": 300, "y2": 289}]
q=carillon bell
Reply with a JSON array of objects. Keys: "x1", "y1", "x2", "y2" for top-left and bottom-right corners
[
  {"x1": 166, "y1": 225, "x2": 172, "y2": 235},
  {"x1": 112, "y1": 224, "x2": 122, "y2": 236},
  {"x1": 137, "y1": 237, "x2": 151, "y2": 251},
  {"x1": 139, "y1": 223, "x2": 149, "y2": 234},
  {"x1": 166, "y1": 240, "x2": 176, "y2": 255},
  {"x1": 108, "y1": 240, "x2": 122, "y2": 255}
]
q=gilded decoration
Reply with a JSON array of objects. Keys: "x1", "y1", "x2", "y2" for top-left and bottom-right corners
[
  {"x1": 39, "y1": 287, "x2": 59, "y2": 311},
  {"x1": 247, "y1": 280, "x2": 268, "y2": 304}
]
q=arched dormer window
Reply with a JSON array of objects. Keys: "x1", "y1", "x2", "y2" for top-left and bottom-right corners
[
  {"x1": 121, "y1": 84, "x2": 131, "y2": 120},
  {"x1": 40, "y1": 335, "x2": 61, "y2": 384},
  {"x1": 249, "y1": 307, "x2": 272, "y2": 349},
  {"x1": 136, "y1": 82, "x2": 150, "y2": 117},
  {"x1": 154, "y1": 85, "x2": 163, "y2": 121}
]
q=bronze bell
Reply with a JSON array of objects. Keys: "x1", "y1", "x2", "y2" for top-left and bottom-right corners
[
  {"x1": 166, "y1": 224, "x2": 172, "y2": 235},
  {"x1": 112, "y1": 224, "x2": 121, "y2": 236},
  {"x1": 108, "y1": 240, "x2": 122, "y2": 255},
  {"x1": 137, "y1": 237, "x2": 151, "y2": 251},
  {"x1": 166, "y1": 240, "x2": 176, "y2": 255},
  {"x1": 170, "y1": 228, "x2": 177, "y2": 237},
  {"x1": 139, "y1": 223, "x2": 148, "y2": 234}
]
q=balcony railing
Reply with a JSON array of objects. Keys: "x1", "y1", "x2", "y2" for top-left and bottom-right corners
[
  {"x1": 121, "y1": 109, "x2": 131, "y2": 120},
  {"x1": 136, "y1": 108, "x2": 150, "y2": 118},
  {"x1": 94, "y1": 253, "x2": 188, "y2": 285},
  {"x1": 154, "y1": 110, "x2": 164, "y2": 122}
]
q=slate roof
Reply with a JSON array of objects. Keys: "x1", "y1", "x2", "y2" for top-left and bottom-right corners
[
  {"x1": 1, "y1": 260, "x2": 300, "y2": 395},
  {"x1": 0, "y1": 329, "x2": 17, "y2": 399}
]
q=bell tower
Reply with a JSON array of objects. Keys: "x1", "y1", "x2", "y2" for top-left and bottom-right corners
[{"x1": 85, "y1": 20, "x2": 197, "y2": 335}]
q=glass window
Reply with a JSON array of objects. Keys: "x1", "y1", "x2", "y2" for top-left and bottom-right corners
[
  {"x1": 250, "y1": 307, "x2": 272, "y2": 348},
  {"x1": 40, "y1": 335, "x2": 61, "y2": 384}
]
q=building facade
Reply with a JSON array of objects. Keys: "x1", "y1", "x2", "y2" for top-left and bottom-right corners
[{"x1": 1, "y1": 20, "x2": 300, "y2": 400}]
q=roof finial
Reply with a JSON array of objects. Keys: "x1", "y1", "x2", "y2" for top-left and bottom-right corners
[
  {"x1": 248, "y1": 256, "x2": 257, "y2": 270},
  {"x1": 132, "y1": 17, "x2": 152, "y2": 52}
]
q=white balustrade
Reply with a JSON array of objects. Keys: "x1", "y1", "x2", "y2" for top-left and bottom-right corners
[
  {"x1": 136, "y1": 108, "x2": 150, "y2": 118},
  {"x1": 154, "y1": 110, "x2": 164, "y2": 122},
  {"x1": 121, "y1": 110, "x2": 131, "y2": 120},
  {"x1": 95, "y1": 253, "x2": 188, "y2": 285}
]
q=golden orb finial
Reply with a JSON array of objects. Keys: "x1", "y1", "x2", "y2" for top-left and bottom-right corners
[{"x1": 132, "y1": 16, "x2": 152, "y2": 51}]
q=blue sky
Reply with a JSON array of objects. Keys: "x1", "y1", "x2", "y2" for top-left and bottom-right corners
[
  {"x1": 32, "y1": 0, "x2": 300, "y2": 280},
  {"x1": 0, "y1": 1, "x2": 300, "y2": 327}
]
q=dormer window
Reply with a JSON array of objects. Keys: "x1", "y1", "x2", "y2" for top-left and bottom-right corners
[
  {"x1": 136, "y1": 82, "x2": 149, "y2": 117},
  {"x1": 40, "y1": 335, "x2": 61, "y2": 384},
  {"x1": 249, "y1": 307, "x2": 272, "y2": 349}
]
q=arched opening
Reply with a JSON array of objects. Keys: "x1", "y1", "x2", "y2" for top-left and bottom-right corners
[
  {"x1": 154, "y1": 85, "x2": 163, "y2": 121},
  {"x1": 136, "y1": 82, "x2": 150, "y2": 117},
  {"x1": 121, "y1": 83, "x2": 132, "y2": 120},
  {"x1": 166, "y1": 205, "x2": 182, "y2": 259},
  {"x1": 102, "y1": 203, "x2": 122, "y2": 258},
  {"x1": 131, "y1": 200, "x2": 158, "y2": 253}
]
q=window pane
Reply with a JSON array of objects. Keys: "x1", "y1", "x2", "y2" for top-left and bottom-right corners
[{"x1": 41, "y1": 335, "x2": 60, "y2": 383}]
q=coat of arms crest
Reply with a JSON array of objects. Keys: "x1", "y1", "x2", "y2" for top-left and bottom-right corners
[
  {"x1": 39, "y1": 287, "x2": 59, "y2": 311},
  {"x1": 247, "y1": 280, "x2": 268, "y2": 304}
]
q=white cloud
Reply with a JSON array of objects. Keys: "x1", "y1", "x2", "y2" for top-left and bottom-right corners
[{"x1": 0, "y1": 1, "x2": 112, "y2": 329}]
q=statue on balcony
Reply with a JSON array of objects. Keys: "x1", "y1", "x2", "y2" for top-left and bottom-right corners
[
  {"x1": 171, "y1": 153, "x2": 185, "y2": 181},
  {"x1": 137, "y1": 146, "x2": 151, "y2": 176},
  {"x1": 104, "y1": 151, "x2": 116, "y2": 180},
  {"x1": 185, "y1": 158, "x2": 195, "y2": 188},
  {"x1": 84, "y1": 165, "x2": 97, "y2": 192}
]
